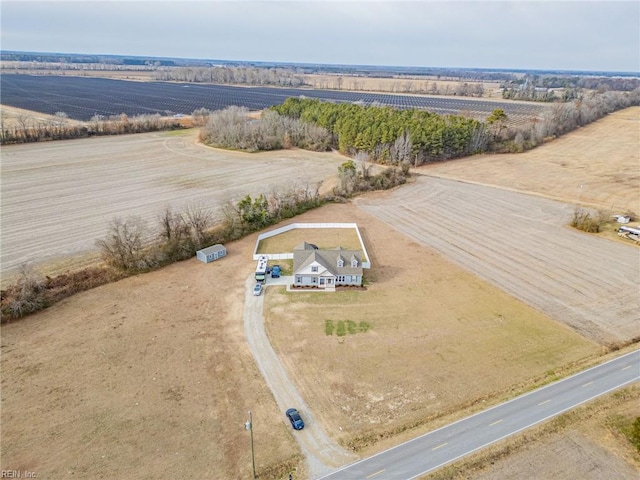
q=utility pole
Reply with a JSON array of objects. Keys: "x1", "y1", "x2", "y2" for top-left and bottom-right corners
[{"x1": 245, "y1": 410, "x2": 256, "y2": 479}]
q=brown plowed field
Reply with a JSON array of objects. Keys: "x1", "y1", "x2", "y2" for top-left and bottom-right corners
[
  {"x1": 356, "y1": 175, "x2": 639, "y2": 344},
  {"x1": 0, "y1": 130, "x2": 345, "y2": 280}
]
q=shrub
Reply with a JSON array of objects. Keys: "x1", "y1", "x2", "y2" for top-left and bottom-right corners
[
  {"x1": 571, "y1": 206, "x2": 608, "y2": 233},
  {"x1": 1, "y1": 266, "x2": 122, "y2": 323},
  {"x1": 2, "y1": 266, "x2": 47, "y2": 319},
  {"x1": 96, "y1": 216, "x2": 149, "y2": 271},
  {"x1": 336, "y1": 320, "x2": 346, "y2": 337},
  {"x1": 631, "y1": 417, "x2": 640, "y2": 451},
  {"x1": 346, "y1": 320, "x2": 358, "y2": 335}
]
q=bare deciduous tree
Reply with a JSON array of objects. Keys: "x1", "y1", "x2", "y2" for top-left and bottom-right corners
[
  {"x1": 181, "y1": 203, "x2": 212, "y2": 248},
  {"x1": 390, "y1": 131, "x2": 413, "y2": 165},
  {"x1": 96, "y1": 216, "x2": 148, "y2": 271},
  {"x1": 191, "y1": 108, "x2": 211, "y2": 127},
  {"x1": 158, "y1": 206, "x2": 188, "y2": 242}
]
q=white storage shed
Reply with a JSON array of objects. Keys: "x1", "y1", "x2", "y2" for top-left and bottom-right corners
[{"x1": 196, "y1": 244, "x2": 227, "y2": 263}]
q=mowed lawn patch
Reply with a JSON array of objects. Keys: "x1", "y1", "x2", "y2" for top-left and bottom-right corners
[
  {"x1": 256, "y1": 227, "x2": 366, "y2": 260},
  {"x1": 263, "y1": 204, "x2": 599, "y2": 449}
]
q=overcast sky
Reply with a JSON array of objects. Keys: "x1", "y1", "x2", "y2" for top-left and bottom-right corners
[{"x1": 2, "y1": 1, "x2": 639, "y2": 72}]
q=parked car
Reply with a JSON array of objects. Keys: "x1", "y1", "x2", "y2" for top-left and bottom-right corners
[
  {"x1": 253, "y1": 283, "x2": 263, "y2": 296},
  {"x1": 285, "y1": 408, "x2": 304, "y2": 430},
  {"x1": 271, "y1": 265, "x2": 281, "y2": 278}
]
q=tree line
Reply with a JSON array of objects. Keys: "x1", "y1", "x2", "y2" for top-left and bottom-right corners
[
  {"x1": 199, "y1": 106, "x2": 332, "y2": 151},
  {"x1": 200, "y1": 87, "x2": 638, "y2": 161},
  {"x1": 153, "y1": 66, "x2": 305, "y2": 87},
  {"x1": 494, "y1": 89, "x2": 640, "y2": 152},
  {"x1": 501, "y1": 75, "x2": 640, "y2": 103},
  {"x1": 0, "y1": 112, "x2": 188, "y2": 145},
  {"x1": 271, "y1": 98, "x2": 487, "y2": 165}
]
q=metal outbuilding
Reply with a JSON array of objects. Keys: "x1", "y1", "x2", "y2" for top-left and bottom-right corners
[{"x1": 196, "y1": 244, "x2": 227, "y2": 263}]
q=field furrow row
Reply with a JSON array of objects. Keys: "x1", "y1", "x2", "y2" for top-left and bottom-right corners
[{"x1": 357, "y1": 177, "x2": 640, "y2": 343}]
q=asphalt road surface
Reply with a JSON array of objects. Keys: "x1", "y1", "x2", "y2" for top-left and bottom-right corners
[{"x1": 318, "y1": 349, "x2": 640, "y2": 480}]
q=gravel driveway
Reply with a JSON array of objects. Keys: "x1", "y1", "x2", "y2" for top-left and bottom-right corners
[{"x1": 242, "y1": 275, "x2": 355, "y2": 477}]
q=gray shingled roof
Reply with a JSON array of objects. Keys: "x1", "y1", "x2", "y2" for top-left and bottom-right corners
[
  {"x1": 293, "y1": 245, "x2": 362, "y2": 276},
  {"x1": 198, "y1": 244, "x2": 226, "y2": 255}
]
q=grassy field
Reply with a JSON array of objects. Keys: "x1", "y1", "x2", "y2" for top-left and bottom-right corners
[
  {"x1": 256, "y1": 227, "x2": 365, "y2": 258},
  {"x1": 263, "y1": 204, "x2": 599, "y2": 451}
]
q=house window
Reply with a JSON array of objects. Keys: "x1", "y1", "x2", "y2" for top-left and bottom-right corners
[
  {"x1": 296, "y1": 276, "x2": 301, "y2": 283},
  {"x1": 311, "y1": 266, "x2": 318, "y2": 273},
  {"x1": 338, "y1": 276, "x2": 345, "y2": 282}
]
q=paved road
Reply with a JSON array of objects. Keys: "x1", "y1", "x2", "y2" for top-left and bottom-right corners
[
  {"x1": 318, "y1": 349, "x2": 640, "y2": 480},
  {"x1": 243, "y1": 275, "x2": 355, "y2": 478}
]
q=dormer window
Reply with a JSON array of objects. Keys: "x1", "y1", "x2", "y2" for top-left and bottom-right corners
[
  {"x1": 351, "y1": 259, "x2": 358, "y2": 267},
  {"x1": 337, "y1": 258, "x2": 344, "y2": 268}
]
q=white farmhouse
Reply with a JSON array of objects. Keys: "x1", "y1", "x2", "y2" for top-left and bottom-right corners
[{"x1": 292, "y1": 242, "x2": 363, "y2": 288}]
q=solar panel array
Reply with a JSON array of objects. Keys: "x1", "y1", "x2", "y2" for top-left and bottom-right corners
[{"x1": 1, "y1": 74, "x2": 547, "y2": 124}]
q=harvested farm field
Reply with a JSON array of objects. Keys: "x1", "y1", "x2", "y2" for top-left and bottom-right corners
[
  {"x1": 1, "y1": 202, "x2": 601, "y2": 480},
  {"x1": 0, "y1": 129, "x2": 345, "y2": 280},
  {"x1": 354, "y1": 107, "x2": 639, "y2": 346},
  {"x1": 356, "y1": 177, "x2": 639, "y2": 345}
]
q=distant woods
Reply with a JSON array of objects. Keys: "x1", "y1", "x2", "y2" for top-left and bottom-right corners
[
  {"x1": 153, "y1": 66, "x2": 305, "y2": 87},
  {"x1": 200, "y1": 86, "x2": 639, "y2": 160}
]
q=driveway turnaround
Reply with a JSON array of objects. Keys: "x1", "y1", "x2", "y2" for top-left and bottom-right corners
[
  {"x1": 317, "y1": 349, "x2": 640, "y2": 480},
  {"x1": 243, "y1": 276, "x2": 355, "y2": 477}
]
